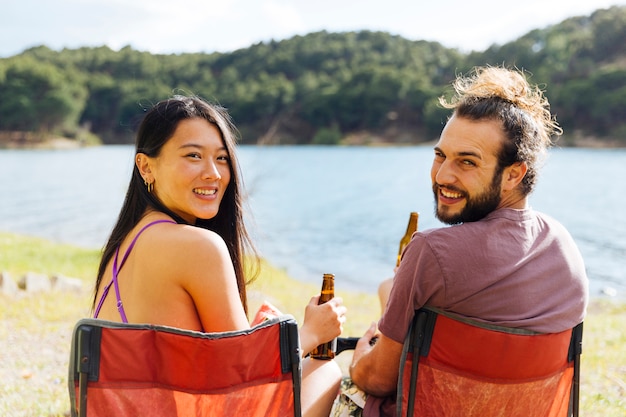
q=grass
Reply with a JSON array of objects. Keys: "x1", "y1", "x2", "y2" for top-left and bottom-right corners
[
  {"x1": 0, "y1": 233, "x2": 100, "y2": 279},
  {"x1": 580, "y1": 300, "x2": 626, "y2": 415},
  {"x1": 1, "y1": 232, "x2": 624, "y2": 416}
]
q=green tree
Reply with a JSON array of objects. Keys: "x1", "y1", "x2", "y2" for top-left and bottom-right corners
[
  {"x1": 0, "y1": 56, "x2": 87, "y2": 133},
  {"x1": 312, "y1": 125, "x2": 342, "y2": 145}
]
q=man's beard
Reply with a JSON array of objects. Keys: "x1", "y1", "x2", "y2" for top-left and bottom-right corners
[{"x1": 433, "y1": 168, "x2": 503, "y2": 225}]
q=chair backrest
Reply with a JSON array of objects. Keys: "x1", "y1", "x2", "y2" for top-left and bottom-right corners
[
  {"x1": 397, "y1": 308, "x2": 583, "y2": 417},
  {"x1": 68, "y1": 315, "x2": 302, "y2": 417}
]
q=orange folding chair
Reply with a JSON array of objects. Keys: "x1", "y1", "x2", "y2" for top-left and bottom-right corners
[
  {"x1": 397, "y1": 308, "x2": 583, "y2": 417},
  {"x1": 68, "y1": 315, "x2": 302, "y2": 417}
]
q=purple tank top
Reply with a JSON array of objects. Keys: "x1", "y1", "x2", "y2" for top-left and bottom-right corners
[{"x1": 93, "y1": 219, "x2": 176, "y2": 322}]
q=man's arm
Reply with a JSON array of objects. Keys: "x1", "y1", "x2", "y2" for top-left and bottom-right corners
[{"x1": 349, "y1": 322, "x2": 404, "y2": 397}]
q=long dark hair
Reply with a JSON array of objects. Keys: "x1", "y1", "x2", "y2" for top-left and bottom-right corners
[{"x1": 92, "y1": 95, "x2": 258, "y2": 314}]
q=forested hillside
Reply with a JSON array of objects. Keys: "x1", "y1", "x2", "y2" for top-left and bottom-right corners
[{"x1": 0, "y1": 6, "x2": 624, "y2": 146}]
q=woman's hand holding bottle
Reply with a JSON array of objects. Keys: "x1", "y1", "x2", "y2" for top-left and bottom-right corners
[{"x1": 300, "y1": 295, "x2": 346, "y2": 357}]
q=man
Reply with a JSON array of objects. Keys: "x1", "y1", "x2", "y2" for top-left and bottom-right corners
[{"x1": 347, "y1": 66, "x2": 589, "y2": 416}]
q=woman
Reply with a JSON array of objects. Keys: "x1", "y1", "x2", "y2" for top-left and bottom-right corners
[{"x1": 92, "y1": 95, "x2": 345, "y2": 417}]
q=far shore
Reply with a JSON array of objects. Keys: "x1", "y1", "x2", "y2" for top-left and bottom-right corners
[
  {"x1": 0, "y1": 135, "x2": 86, "y2": 150},
  {"x1": 1, "y1": 132, "x2": 624, "y2": 149}
]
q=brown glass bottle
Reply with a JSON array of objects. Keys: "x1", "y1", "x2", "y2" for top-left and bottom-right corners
[
  {"x1": 396, "y1": 212, "x2": 419, "y2": 267},
  {"x1": 310, "y1": 273, "x2": 336, "y2": 360}
]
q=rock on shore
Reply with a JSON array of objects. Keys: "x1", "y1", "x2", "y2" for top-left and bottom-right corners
[{"x1": 0, "y1": 271, "x2": 83, "y2": 295}]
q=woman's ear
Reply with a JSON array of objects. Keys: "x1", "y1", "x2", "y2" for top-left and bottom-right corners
[
  {"x1": 502, "y1": 162, "x2": 528, "y2": 191},
  {"x1": 136, "y1": 153, "x2": 153, "y2": 182}
]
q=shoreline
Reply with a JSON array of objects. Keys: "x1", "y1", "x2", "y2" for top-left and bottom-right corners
[
  {"x1": 1, "y1": 133, "x2": 624, "y2": 150},
  {"x1": 0, "y1": 136, "x2": 86, "y2": 150}
]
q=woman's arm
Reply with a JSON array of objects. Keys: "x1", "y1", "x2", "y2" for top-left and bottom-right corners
[{"x1": 174, "y1": 226, "x2": 250, "y2": 333}]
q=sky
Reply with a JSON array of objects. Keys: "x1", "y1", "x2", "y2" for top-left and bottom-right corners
[{"x1": 1, "y1": 0, "x2": 625, "y2": 58}]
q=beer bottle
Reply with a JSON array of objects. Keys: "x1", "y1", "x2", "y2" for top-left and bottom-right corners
[
  {"x1": 396, "y1": 212, "x2": 418, "y2": 267},
  {"x1": 310, "y1": 273, "x2": 337, "y2": 360}
]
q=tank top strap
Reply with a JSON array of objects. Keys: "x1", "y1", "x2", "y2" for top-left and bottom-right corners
[{"x1": 93, "y1": 219, "x2": 177, "y2": 322}]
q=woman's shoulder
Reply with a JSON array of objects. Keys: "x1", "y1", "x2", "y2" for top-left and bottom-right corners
[
  {"x1": 133, "y1": 220, "x2": 233, "y2": 282},
  {"x1": 139, "y1": 220, "x2": 227, "y2": 256}
]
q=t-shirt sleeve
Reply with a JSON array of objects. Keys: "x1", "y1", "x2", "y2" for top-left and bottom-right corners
[{"x1": 378, "y1": 233, "x2": 444, "y2": 343}]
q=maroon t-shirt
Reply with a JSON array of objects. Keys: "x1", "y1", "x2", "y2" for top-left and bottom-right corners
[{"x1": 365, "y1": 208, "x2": 588, "y2": 417}]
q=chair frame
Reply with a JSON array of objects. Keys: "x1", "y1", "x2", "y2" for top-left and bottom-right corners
[{"x1": 68, "y1": 315, "x2": 302, "y2": 417}]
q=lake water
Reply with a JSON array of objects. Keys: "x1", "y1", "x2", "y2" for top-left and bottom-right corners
[{"x1": 1, "y1": 145, "x2": 624, "y2": 298}]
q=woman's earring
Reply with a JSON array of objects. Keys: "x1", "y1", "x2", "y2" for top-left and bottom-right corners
[{"x1": 145, "y1": 180, "x2": 153, "y2": 193}]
